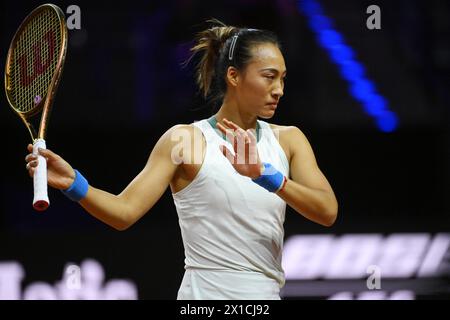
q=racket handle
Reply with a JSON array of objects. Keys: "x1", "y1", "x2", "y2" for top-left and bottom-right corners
[{"x1": 32, "y1": 139, "x2": 50, "y2": 211}]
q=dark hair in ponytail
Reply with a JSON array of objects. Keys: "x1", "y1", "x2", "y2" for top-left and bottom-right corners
[{"x1": 188, "y1": 19, "x2": 281, "y2": 107}]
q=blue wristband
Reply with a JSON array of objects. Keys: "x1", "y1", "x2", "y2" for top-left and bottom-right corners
[
  {"x1": 61, "y1": 169, "x2": 89, "y2": 202},
  {"x1": 252, "y1": 162, "x2": 284, "y2": 192}
]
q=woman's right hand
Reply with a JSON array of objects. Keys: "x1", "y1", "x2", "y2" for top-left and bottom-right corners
[{"x1": 25, "y1": 144, "x2": 76, "y2": 190}]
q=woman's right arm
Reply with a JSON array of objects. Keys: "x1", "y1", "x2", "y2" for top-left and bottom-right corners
[{"x1": 26, "y1": 125, "x2": 191, "y2": 230}]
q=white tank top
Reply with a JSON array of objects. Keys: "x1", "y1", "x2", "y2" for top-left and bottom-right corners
[{"x1": 172, "y1": 118, "x2": 289, "y2": 299}]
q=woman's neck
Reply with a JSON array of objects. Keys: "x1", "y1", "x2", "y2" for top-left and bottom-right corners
[{"x1": 214, "y1": 100, "x2": 258, "y2": 131}]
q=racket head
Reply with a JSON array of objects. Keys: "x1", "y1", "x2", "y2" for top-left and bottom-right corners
[{"x1": 4, "y1": 4, "x2": 68, "y2": 140}]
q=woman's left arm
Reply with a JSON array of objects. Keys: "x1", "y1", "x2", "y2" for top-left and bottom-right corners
[{"x1": 276, "y1": 126, "x2": 338, "y2": 226}]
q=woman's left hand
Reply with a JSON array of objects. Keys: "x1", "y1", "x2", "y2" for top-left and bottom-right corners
[{"x1": 216, "y1": 118, "x2": 263, "y2": 179}]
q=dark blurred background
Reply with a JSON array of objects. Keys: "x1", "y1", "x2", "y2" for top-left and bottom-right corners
[{"x1": 0, "y1": 0, "x2": 449, "y2": 299}]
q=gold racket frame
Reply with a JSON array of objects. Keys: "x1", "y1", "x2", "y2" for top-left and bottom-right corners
[{"x1": 4, "y1": 4, "x2": 68, "y2": 141}]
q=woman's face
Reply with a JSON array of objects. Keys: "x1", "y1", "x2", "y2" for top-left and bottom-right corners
[{"x1": 235, "y1": 43, "x2": 287, "y2": 119}]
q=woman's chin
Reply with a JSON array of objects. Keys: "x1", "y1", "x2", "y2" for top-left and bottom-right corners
[{"x1": 258, "y1": 109, "x2": 276, "y2": 119}]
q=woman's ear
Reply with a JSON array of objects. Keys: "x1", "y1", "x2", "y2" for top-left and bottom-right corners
[{"x1": 226, "y1": 66, "x2": 239, "y2": 87}]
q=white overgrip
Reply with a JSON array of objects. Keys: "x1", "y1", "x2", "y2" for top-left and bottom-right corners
[{"x1": 32, "y1": 139, "x2": 49, "y2": 211}]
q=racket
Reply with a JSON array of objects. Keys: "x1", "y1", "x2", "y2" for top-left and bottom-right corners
[{"x1": 4, "y1": 4, "x2": 68, "y2": 211}]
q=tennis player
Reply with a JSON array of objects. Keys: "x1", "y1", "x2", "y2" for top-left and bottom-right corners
[{"x1": 25, "y1": 20, "x2": 338, "y2": 299}]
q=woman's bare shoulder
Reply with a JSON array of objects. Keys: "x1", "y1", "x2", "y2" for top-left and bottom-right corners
[
  {"x1": 268, "y1": 122, "x2": 301, "y2": 135},
  {"x1": 163, "y1": 123, "x2": 204, "y2": 137},
  {"x1": 268, "y1": 122, "x2": 307, "y2": 136},
  {"x1": 268, "y1": 123, "x2": 289, "y2": 130},
  {"x1": 154, "y1": 124, "x2": 204, "y2": 155}
]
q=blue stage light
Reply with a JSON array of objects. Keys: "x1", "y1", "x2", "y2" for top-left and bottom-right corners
[{"x1": 298, "y1": 0, "x2": 398, "y2": 131}]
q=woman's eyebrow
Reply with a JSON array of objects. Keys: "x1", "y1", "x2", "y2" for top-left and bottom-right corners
[{"x1": 259, "y1": 68, "x2": 287, "y2": 75}]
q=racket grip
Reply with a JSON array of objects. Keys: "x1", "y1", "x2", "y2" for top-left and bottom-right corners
[{"x1": 32, "y1": 139, "x2": 49, "y2": 211}]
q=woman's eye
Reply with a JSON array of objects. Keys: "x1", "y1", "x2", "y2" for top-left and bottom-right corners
[{"x1": 265, "y1": 75, "x2": 275, "y2": 80}]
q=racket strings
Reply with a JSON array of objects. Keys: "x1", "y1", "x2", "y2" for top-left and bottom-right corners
[{"x1": 10, "y1": 9, "x2": 62, "y2": 114}]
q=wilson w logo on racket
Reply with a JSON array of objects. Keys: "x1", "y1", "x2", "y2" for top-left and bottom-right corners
[
  {"x1": 18, "y1": 29, "x2": 57, "y2": 87},
  {"x1": 5, "y1": 4, "x2": 68, "y2": 211}
]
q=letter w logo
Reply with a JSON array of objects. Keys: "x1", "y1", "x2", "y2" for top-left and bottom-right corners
[{"x1": 18, "y1": 30, "x2": 56, "y2": 87}]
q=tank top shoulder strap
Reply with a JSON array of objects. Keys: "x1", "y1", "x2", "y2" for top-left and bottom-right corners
[
  {"x1": 257, "y1": 120, "x2": 290, "y2": 174},
  {"x1": 192, "y1": 119, "x2": 217, "y2": 143}
]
